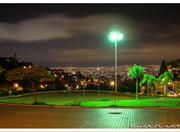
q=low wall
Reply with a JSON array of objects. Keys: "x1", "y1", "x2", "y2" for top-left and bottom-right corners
[{"x1": 0, "y1": 90, "x2": 113, "y2": 99}]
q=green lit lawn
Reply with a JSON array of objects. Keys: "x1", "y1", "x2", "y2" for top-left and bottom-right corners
[{"x1": 0, "y1": 91, "x2": 180, "y2": 107}]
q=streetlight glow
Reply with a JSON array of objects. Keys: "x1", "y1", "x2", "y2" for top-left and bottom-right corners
[
  {"x1": 110, "y1": 81, "x2": 115, "y2": 86},
  {"x1": 118, "y1": 33, "x2": 124, "y2": 40},
  {"x1": 110, "y1": 32, "x2": 117, "y2": 40},
  {"x1": 109, "y1": 32, "x2": 124, "y2": 41},
  {"x1": 14, "y1": 83, "x2": 19, "y2": 88}
]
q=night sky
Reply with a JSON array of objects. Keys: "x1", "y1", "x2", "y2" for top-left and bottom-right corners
[{"x1": 0, "y1": 4, "x2": 180, "y2": 67}]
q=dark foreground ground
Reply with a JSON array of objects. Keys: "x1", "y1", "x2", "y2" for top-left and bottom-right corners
[{"x1": 0, "y1": 104, "x2": 180, "y2": 128}]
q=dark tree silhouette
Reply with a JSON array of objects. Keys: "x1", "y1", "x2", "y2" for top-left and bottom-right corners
[{"x1": 160, "y1": 60, "x2": 168, "y2": 74}]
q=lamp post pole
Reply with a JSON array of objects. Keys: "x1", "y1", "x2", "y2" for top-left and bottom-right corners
[
  {"x1": 98, "y1": 83, "x2": 99, "y2": 96},
  {"x1": 114, "y1": 39, "x2": 118, "y2": 105},
  {"x1": 109, "y1": 31, "x2": 124, "y2": 106},
  {"x1": 54, "y1": 78, "x2": 55, "y2": 96}
]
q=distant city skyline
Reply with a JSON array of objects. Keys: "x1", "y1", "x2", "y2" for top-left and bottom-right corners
[
  {"x1": 50, "y1": 64, "x2": 160, "y2": 68},
  {"x1": 0, "y1": 4, "x2": 180, "y2": 67}
]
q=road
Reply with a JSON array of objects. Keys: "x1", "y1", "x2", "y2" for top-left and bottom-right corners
[{"x1": 0, "y1": 104, "x2": 180, "y2": 128}]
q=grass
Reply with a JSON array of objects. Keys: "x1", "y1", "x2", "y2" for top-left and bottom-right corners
[
  {"x1": 80, "y1": 98, "x2": 180, "y2": 107},
  {"x1": 0, "y1": 91, "x2": 179, "y2": 107}
]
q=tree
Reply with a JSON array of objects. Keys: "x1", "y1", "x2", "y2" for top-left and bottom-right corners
[
  {"x1": 178, "y1": 73, "x2": 180, "y2": 80},
  {"x1": 159, "y1": 60, "x2": 168, "y2": 74},
  {"x1": 176, "y1": 84, "x2": 180, "y2": 93},
  {"x1": 167, "y1": 59, "x2": 180, "y2": 68},
  {"x1": 0, "y1": 66, "x2": 4, "y2": 95},
  {"x1": 5, "y1": 65, "x2": 54, "y2": 104},
  {"x1": 157, "y1": 71, "x2": 174, "y2": 96},
  {"x1": 140, "y1": 74, "x2": 157, "y2": 97},
  {"x1": 0, "y1": 66, "x2": 4, "y2": 74},
  {"x1": 176, "y1": 74, "x2": 180, "y2": 93},
  {"x1": 128, "y1": 64, "x2": 144, "y2": 100}
]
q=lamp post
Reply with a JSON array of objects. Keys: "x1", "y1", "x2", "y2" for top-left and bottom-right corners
[
  {"x1": 109, "y1": 32, "x2": 124, "y2": 106},
  {"x1": 54, "y1": 74, "x2": 57, "y2": 96}
]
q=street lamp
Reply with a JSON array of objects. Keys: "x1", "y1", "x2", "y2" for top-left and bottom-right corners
[
  {"x1": 14, "y1": 83, "x2": 19, "y2": 88},
  {"x1": 110, "y1": 81, "x2": 115, "y2": 86},
  {"x1": 109, "y1": 31, "x2": 124, "y2": 106}
]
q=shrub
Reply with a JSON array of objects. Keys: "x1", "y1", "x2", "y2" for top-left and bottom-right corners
[
  {"x1": 0, "y1": 89, "x2": 8, "y2": 96},
  {"x1": 72, "y1": 101, "x2": 81, "y2": 106},
  {"x1": 101, "y1": 98, "x2": 110, "y2": 101},
  {"x1": 117, "y1": 81, "x2": 136, "y2": 93},
  {"x1": 86, "y1": 83, "x2": 98, "y2": 90},
  {"x1": 65, "y1": 101, "x2": 81, "y2": 106}
]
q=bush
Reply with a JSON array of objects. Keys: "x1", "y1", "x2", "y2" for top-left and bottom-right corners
[
  {"x1": 99, "y1": 83, "x2": 111, "y2": 91},
  {"x1": 177, "y1": 84, "x2": 180, "y2": 93},
  {"x1": 0, "y1": 89, "x2": 8, "y2": 96},
  {"x1": 65, "y1": 101, "x2": 81, "y2": 106},
  {"x1": 117, "y1": 81, "x2": 136, "y2": 93},
  {"x1": 55, "y1": 82, "x2": 66, "y2": 90},
  {"x1": 72, "y1": 101, "x2": 81, "y2": 106},
  {"x1": 86, "y1": 83, "x2": 98, "y2": 90},
  {"x1": 101, "y1": 98, "x2": 110, "y2": 101},
  {"x1": 11, "y1": 89, "x2": 24, "y2": 95},
  {"x1": 22, "y1": 88, "x2": 32, "y2": 94}
]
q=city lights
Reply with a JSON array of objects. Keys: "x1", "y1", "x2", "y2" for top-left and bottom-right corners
[
  {"x1": 110, "y1": 81, "x2": 115, "y2": 86},
  {"x1": 40, "y1": 84, "x2": 47, "y2": 89},
  {"x1": 54, "y1": 74, "x2": 57, "y2": 77},
  {"x1": 23, "y1": 65, "x2": 32, "y2": 69},
  {"x1": 76, "y1": 85, "x2": 79, "y2": 89},
  {"x1": 0, "y1": 4, "x2": 180, "y2": 129},
  {"x1": 16, "y1": 87, "x2": 23, "y2": 91},
  {"x1": 40, "y1": 84, "x2": 45, "y2": 89},
  {"x1": 14, "y1": 83, "x2": 19, "y2": 88},
  {"x1": 72, "y1": 72, "x2": 76, "y2": 74}
]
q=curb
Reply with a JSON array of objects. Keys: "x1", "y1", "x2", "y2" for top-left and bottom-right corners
[{"x1": 0, "y1": 102, "x2": 180, "y2": 109}]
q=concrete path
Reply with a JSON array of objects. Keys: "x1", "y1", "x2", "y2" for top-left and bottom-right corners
[{"x1": 0, "y1": 104, "x2": 180, "y2": 128}]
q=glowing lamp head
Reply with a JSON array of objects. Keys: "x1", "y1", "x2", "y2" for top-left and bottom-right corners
[
  {"x1": 110, "y1": 81, "x2": 115, "y2": 86},
  {"x1": 117, "y1": 33, "x2": 124, "y2": 40},
  {"x1": 14, "y1": 83, "x2": 19, "y2": 88},
  {"x1": 110, "y1": 33, "x2": 117, "y2": 41},
  {"x1": 109, "y1": 32, "x2": 124, "y2": 41}
]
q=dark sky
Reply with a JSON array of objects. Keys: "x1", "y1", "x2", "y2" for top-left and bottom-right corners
[{"x1": 0, "y1": 4, "x2": 180, "y2": 67}]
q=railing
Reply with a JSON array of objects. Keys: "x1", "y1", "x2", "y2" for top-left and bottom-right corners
[{"x1": 0, "y1": 90, "x2": 113, "y2": 99}]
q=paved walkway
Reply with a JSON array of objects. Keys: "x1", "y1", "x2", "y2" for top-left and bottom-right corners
[{"x1": 0, "y1": 104, "x2": 180, "y2": 128}]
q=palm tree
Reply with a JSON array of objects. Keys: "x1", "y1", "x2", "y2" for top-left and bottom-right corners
[
  {"x1": 157, "y1": 71, "x2": 174, "y2": 96},
  {"x1": 140, "y1": 74, "x2": 157, "y2": 97},
  {"x1": 128, "y1": 64, "x2": 144, "y2": 100}
]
